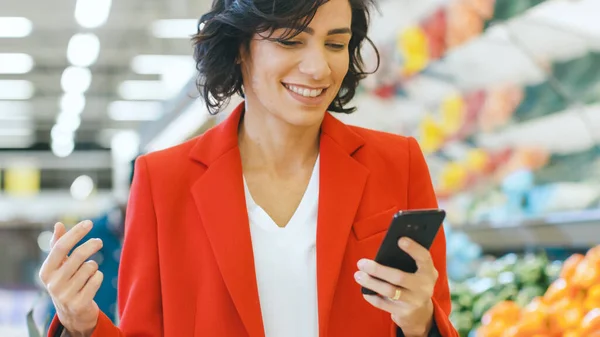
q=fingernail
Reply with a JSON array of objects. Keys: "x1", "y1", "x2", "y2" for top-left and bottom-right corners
[
  {"x1": 399, "y1": 238, "x2": 410, "y2": 248},
  {"x1": 357, "y1": 259, "x2": 367, "y2": 269},
  {"x1": 82, "y1": 220, "x2": 92, "y2": 229},
  {"x1": 354, "y1": 271, "x2": 362, "y2": 281}
]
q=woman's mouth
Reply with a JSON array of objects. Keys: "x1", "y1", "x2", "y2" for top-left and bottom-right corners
[{"x1": 282, "y1": 83, "x2": 327, "y2": 98}]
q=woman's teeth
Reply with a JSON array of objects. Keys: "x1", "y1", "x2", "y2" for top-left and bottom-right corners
[{"x1": 284, "y1": 84, "x2": 324, "y2": 97}]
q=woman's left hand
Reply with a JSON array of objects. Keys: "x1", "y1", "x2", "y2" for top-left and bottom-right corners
[{"x1": 354, "y1": 237, "x2": 437, "y2": 337}]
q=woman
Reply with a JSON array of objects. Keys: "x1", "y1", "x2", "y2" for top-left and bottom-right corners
[{"x1": 39, "y1": 0, "x2": 459, "y2": 336}]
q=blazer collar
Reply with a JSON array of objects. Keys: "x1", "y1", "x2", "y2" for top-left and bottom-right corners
[
  {"x1": 189, "y1": 101, "x2": 369, "y2": 337},
  {"x1": 189, "y1": 101, "x2": 365, "y2": 165}
]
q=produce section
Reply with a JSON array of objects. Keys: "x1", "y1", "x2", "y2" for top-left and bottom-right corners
[
  {"x1": 449, "y1": 252, "x2": 562, "y2": 336},
  {"x1": 468, "y1": 245, "x2": 600, "y2": 336}
]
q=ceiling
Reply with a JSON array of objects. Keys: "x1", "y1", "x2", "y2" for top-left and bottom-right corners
[
  {"x1": 0, "y1": 0, "x2": 210, "y2": 152},
  {"x1": 2, "y1": 0, "x2": 600, "y2": 182}
]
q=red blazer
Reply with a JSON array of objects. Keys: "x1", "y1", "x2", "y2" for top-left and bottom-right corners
[{"x1": 49, "y1": 103, "x2": 458, "y2": 337}]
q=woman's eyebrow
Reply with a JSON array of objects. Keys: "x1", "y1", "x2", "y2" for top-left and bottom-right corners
[{"x1": 281, "y1": 26, "x2": 352, "y2": 36}]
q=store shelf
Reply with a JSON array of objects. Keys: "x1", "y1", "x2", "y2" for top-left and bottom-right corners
[{"x1": 457, "y1": 209, "x2": 600, "y2": 251}]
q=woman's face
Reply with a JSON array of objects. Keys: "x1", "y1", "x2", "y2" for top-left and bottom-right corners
[{"x1": 240, "y1": 0, "x2": 352, "y2": 127}]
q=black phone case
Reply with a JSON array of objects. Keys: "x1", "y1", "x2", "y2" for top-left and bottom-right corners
[{"x1": 360, "y1": 209, "x2": 446, "y2": 296}]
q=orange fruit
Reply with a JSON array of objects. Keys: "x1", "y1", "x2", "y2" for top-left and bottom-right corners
[
  {"x1": 581, "y1": 308, "x2": 600, "y2": 336},
  {"x1": 585, "y1": 284, "x2": 600, "y2": 312},
  {"x1": 477, "y1": 320, "x2": 507, "y2": 337},
  {"x1": 556, "y1": 302, "x2": 585, "y2": 331},
  {"x1": 586, "y1": 245, "x2": 600, "y2": 262},
  {"x1": 544, "y1": 279, "x2": 584, "y2": 306},
  {"x1": 483, "y1": 300, "x2": 521, "y2": 323},
  {"x1": 523, "y1": 297, "x2": 548, "y2": 315},
  {"x1": 572, "y1": 258, "x2": 600, "y2": 290},
  {"x1": 561, "y1": 254, "x2": 585, "y2": 282}
]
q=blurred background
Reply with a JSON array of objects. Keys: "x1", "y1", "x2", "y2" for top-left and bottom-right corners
[{"x1": 0, "y1": 0, "x2": 599, "y2": 336}]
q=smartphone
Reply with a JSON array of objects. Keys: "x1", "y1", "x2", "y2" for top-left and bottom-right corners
[{"x1": 361, "y1": 209, "x2": 446, "y2": 296}]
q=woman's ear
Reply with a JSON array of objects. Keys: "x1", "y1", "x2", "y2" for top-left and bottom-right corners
[{"x1": 237, "y1": 42, "x2": 248, "y2": 65}]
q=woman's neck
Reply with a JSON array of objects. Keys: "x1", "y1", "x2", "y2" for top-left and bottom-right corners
[{"x1": 238, "y1": 105, "x2": 321, "y2": 175}]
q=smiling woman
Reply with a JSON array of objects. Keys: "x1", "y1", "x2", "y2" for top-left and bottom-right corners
[
  {"x1": 192, "y1": 0, "x2": 378, "y2": 115},
  {"x1": 42, "y1": 0, "x2": 459, "y2": 336}
]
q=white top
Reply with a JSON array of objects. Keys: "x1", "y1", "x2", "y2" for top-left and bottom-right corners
[{"x1": 243, "y1": 156, "x2": 320, "y2": 337}]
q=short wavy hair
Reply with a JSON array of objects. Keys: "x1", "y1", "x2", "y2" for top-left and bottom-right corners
[{"x1": 192, "y1": 0, "x2": 380, "y2": 114}]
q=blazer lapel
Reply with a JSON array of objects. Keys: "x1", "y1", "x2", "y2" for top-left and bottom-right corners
[
  {"x1": 189, "y1": 103, "x2": 265, "y2": 337},
  {"x1": 317, "y1": 113, "x2": 368, "y2": 337},
  {"x1": 188, "y1": 104, "x2": 370, "y2": 337}
]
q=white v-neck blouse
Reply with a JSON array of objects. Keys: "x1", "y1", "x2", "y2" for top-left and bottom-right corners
[{"x1": 243, "y1": 155, "x2": 320, "y2": 337}]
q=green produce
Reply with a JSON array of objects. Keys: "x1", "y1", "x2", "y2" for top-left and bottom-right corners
[{"x1": 449, "y1": 252, "x2": 561, "y2": 337}]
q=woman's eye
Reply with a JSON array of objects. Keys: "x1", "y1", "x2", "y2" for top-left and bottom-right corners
[
  {"x1": 277, "y1": 40, "x2": 301, "y2": 47},
  {"x1": 327, "y1": 43, "x2": 346, "y2": 50}
]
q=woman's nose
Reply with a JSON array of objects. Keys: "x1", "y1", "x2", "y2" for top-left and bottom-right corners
[{"x1": 298, "y1": 46, "x2": 332, "y2": 80}]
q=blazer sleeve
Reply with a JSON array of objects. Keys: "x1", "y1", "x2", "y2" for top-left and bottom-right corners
[
  {"x1": 47, "y1": 156, "x2": 163, "y2": 337},
  {"x1": 392, "y1": 137, "x2": 459, "y2": 337}
]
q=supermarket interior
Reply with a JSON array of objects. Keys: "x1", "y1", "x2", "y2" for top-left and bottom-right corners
[{"x1": 1, "y1": 0, "x2": 599, "y2": 336}]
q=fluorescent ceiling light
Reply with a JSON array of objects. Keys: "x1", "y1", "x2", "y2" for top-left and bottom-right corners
[
  {"x1": 0, "y1": 101, "x2": 32, "y2": 120},
  {"x1": 61, "y1": 66, "x2": 92, "y2": 94},
  {"x1": 59, "y1": 93, "x2": 86, "y2": 115},
  {"x1": 151, "y1": 19, "x2": 198, "y2": 39},
  {"x1": 75, "y1": 0, "x2": 112, "y2": 28},
  {"x1": 52, "y1": 138, "x2": 75, "y2": 158},
  {"x1": 51, "y1": 123, "x2": 76, "y2": 158},
  {"x1": 51, "y1": 123, "x2": 75, "y2": 142},
  {"x1": 118, "y1": 80, "x2": 172, "y2": 100},
  {"x1": 71, "y1": 175, "x2": 95, "y2": 201},
  {"x1": 56, "y1": 112, "x2": 82, "y2": 132},
  {"x1": 131, "y1": 54, "x2": 194, "y2": 75},
  {"x1": 0, "y1": 119, "x2": 34, "y2": 149},
  {"x1": 111, "y1": 131, "x2": 140, "y2": 161},
  {"x1": 0, "y1": 17, "x2": 32, "y2": 38},
  {"x1": 0, "y1": 53, "x2": 34, "y2": 74},
  {"x1": 0, "y1": 128, "x2": 33, "y2": 137},
  {"x1": 0, "y1": 126, "x2": 34, "y2": 148},
  {"x1": 0, "y1": 135, "x2": 34, "y2": 148},
  {"x1": 108, "y1": 100, "x2": 164, "y2": 121},
  {"x1": 0, "y1": 80, "x2": 34, "y2": 100},
  {"x1": 67, "y1": 34, "x2": 100, "y2": 67}
]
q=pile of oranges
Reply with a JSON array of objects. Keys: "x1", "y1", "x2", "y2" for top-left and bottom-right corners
[{"x1": 476, "y1": 245, "x2": 600, "y2": 337}]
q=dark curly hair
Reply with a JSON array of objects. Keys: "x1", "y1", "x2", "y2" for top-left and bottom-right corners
[{"x1": 192, "y1": 0, "x2": 380, "y2": 114}]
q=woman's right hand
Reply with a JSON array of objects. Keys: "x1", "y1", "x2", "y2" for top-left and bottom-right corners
[{"x1": 39, "y1": 221, "x2": 104, "y2": 337}]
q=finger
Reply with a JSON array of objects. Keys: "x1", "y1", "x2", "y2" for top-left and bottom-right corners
[
  {"x1": 362, "y1": 293, "x2": 401, "y2": 314},
  {"x1": 51, "y1": 222, "x2": 67, "y2": 248},
  {"x1": 355, "y1": 270, "x2": 400, "y2": 299},
  {"x1": 44, "y1": 220, "x2": 93, "y2": 274},
  {"x1": 357, "y1": 259, "x2": 420, "y2": 290},
  {"x1": 77, "y1": 270, "x2": 103, "y2": 303},
  {"x1": 65, "y1": 260, "x2": 99, "y2": 297},
  {"x1": 398, "y1": 238, "x2": 434, "y2": 272},
  {"x1": 51, "y1": 223, "x2": 69, "y2": 266},
  {"x1": 40, "y1": 222, "x2": 81, "y2": 283},
  {"x1": 57, "y1": 238, "x2": 103, "y2": 283},
  {"x1": 355, "y1": 271, "x2": 421, "y2": 306}
]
